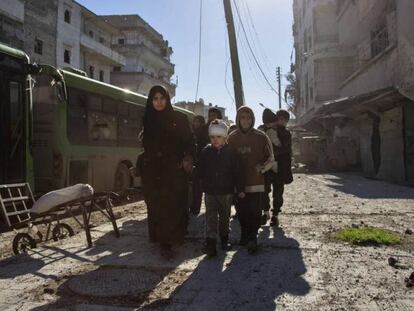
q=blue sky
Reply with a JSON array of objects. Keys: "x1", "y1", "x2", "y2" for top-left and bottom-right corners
[{"x1": 77, "y1": 0, "x2": 294, "y2": 121}]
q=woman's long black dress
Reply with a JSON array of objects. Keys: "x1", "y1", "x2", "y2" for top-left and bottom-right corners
[{"x1": 140, "y1": 110, "x2": 194, "y2": 245}]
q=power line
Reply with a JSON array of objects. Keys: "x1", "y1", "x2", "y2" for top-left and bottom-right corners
[
  {"x1": 234, "y1": 14, "x2": 269, "y2": 92},
  {"x1": 194, "y1": 0, "x2": 203, "y2": 101},
  {"x1": 232, "y1": 0, "x2": 287, "y2": 103},
  {"x1": 241, "y1": 0, "x2": 274, "y2": 71}
]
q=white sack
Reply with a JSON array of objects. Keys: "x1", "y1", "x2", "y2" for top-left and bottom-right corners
[{"x1": 31, "y1": 184, "x2": 94, "y2": 214}]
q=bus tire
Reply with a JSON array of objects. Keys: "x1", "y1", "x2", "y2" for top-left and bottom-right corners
[
  {"x1": 114, "y1": 162, "x2": 132, "y2": 191},
  {"x1": 13, "y1": 233, "x2": 37, "y2": 255}
]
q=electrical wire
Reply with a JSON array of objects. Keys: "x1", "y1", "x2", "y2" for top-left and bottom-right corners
[
  {"x1": 194, "y1": 0, "x2": 203, "y2": 101},
  {"x1": 241, "y1": 0, "x2": 274, "y2": 71},
  {"x1": 232, "y1": 0, "x2": 287, "y2": 103}
]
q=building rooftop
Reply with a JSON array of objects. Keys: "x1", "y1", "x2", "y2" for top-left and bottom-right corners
[{"x1": 100, "y1": 15, "x2": 165, "y2": 44}]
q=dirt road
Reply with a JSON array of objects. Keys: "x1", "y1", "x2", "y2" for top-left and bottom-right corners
[{"x1": 0, "y1": 173, "x2": 413, "y2": 310}]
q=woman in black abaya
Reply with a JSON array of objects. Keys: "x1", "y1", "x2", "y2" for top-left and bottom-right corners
[{"x1": 139, "y1": 85, "x2": 194, "y2": 259}]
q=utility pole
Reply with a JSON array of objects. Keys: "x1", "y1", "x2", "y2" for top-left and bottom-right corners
[
  {"x1": 276, "y1": 66, "x2": 282, "y2": 109},
  {"x1": 223, "y1": 0, "x2": 244, "y2": 109}
]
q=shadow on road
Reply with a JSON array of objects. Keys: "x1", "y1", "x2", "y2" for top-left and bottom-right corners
[
  {"x1": 29, "y1": 216, "x2": 204, "y2": 309},
  {"x1": 163, "y1": 221, "x2": 310, "y2": 310},
  {"x1": 317, "y1": 173, "x2": 414, "y2": 199}
]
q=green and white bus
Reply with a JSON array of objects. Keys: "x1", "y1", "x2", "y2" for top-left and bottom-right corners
[
  {"x1": 32, "y1": 67, "x2": 193, "y2": 193},
  {"x1": 0, "y1": 43, "x2": 34, "y2": 188}
]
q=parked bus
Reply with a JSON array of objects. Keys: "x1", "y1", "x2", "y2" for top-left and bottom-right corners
[
  {"x1": 0, "y1": 43, "x2": 34, "y2": 188},
  {"x1": 32, "y1": 67, "x2": 193, "y2": 193}
]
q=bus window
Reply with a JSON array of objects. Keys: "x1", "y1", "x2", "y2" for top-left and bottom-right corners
[
  {"x1": 118, "y1": 103, "x2": 143, "y2": 147},
  {"x1": 103, "y1": 98, "x2": 117, "y2": 114},
  {"x1": 88, "y1": 111, "x2": 117, "y2": 144},
  {"x1": 87, "y1": 94, "x2": 102, "y2": 111},
  {"x1": 67, "y1": 88, "x2": 88, "y2": 145}
]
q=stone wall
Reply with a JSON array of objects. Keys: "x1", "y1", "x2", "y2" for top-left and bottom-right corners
[
  {"x1": 376, "y1": 106, "x2": 405, "y2": 182},
  {"x1": 24, "y1": 0, "x2": 57, "y2": 65}
]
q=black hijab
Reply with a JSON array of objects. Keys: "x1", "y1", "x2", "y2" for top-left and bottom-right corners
[{"x1": 143, "y1": 85, "x2": 175, "y2": 148}]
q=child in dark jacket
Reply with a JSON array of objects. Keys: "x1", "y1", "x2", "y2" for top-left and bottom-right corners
[{"x1": 198, "y1": 120, "x2": 244, "y2": 257}]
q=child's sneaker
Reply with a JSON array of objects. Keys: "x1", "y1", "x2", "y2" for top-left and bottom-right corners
[
  {"x1": 270, "y1": 216, "x2": 279, "y2": 227},
  {"x1": 205, "y1": 238, "x2": 217, "y2": 258},
  {"x1": 220, "y1": 235, "x2": 232, "y2": 251},
  {"x1": 247, "y1": 239, "x2": 258, "y2": 255}
]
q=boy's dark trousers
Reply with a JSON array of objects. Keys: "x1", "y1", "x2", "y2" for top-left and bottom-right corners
[
  {"x1": 263, "y1": 176, "x2": 284, "y2": 217},
  {"x1": 237, "y1": 193, "x2": 263, "y2": 241},
  {"x1": 205, "y1": 194, "x2": 233, "y2": 239},
  {"x1": 190, "y1": 168, "x2": 203, "y2": 215}
]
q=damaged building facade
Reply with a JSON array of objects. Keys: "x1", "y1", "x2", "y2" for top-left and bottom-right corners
[
  {"x1": 175, "y1": 99, "x2": 228, "y2": 122},
  {"x1": 101, "y1": 15, "x2": 176, "y2": 97},
  {"x1": 0, "y1": 1, "x2": 25, "y2": 49},
  {"x1": 293, "y1": 0, "x2": 414, "y2": 183},
  {"x1": 0, "y1": 0, "x2": 175, "y2": 95}
]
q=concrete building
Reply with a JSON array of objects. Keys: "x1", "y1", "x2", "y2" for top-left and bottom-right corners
[
  {"x1": 55, "y1": 0, "x2": 126, "y2": 83},
  {"x1": 0, "y1": 0, "x2": 25, "y2": 49},
  {"x1": 2, "y1": 1, "x2": 172, "y2": 90},
  {"x1": 101, "y1": 15, "x2": 176, "y2": 97},
  {"x1": 24, "y1": 0, "x2": 57, "y2": 65},
  {"x1": 293, "y1": 0, "x2": 414, "y2": 183},
  {"x1": 175, "y1": 99, "x2": 227, "y2": 122}
]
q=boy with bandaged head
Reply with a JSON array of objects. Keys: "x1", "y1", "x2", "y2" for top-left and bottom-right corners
[{"x1": 198, "y1": 119, "x2": 244, "y2": 257}]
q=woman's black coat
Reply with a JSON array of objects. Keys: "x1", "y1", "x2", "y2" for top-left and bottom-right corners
[{"x1": 138, "y1": 88, "x2": 194, "y2": 245}]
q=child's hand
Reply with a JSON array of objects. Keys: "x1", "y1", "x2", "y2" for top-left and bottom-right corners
[{"x1": 238, "y1": 192, "x2": 246, "y2": 199}]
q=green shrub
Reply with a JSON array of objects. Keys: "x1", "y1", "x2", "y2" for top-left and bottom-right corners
[{"x1": 335, "y1": 227, "x2": 401, "y2": 245}]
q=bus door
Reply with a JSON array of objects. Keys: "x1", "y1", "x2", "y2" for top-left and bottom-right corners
[{"x1": 0, "y1": 71, "x2": 26, "y2": 184}]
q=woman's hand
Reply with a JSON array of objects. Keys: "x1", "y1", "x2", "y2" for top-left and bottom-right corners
[{"x1": 182, "y1": 156, "x2": 194, "y2": 174}]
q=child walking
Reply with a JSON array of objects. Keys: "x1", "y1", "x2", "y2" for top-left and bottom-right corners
[
  {"x1": 228, "y1": 106, "x2": 274, "y2": 254},
  {"x1": 270, "y1": 110, "x2": 293, "y2": 227},
  {"x1": 198, "y1": 120, "x2": 244, "y2": 257}
]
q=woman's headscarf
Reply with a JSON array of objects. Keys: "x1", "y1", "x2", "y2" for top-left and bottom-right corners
[{"x1": 143, "y1": 85, "x2": 174, "y2": 148}]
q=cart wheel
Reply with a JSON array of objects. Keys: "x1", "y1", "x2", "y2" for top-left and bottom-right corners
[
  {"x1": 12, "y1": 233, "x2": 37, "y2": 255},
  {"x1": 52, "y1": 223, "x2": 75, "y2": 241}
]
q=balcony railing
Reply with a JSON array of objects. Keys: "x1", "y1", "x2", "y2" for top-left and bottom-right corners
[{"x1": 80, "y1": 34, "x2": 126, "y2": 66}]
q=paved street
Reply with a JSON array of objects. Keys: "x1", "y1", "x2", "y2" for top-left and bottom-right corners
[{"x1": 0, "y1": 173, "x2": 413, "y2": 311}]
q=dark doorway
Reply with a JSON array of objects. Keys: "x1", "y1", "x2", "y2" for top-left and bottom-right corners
[
  {"x1": 403, "y1": 102, "x2": 414, "y2": 183},
  {"x1": 371, "y1": 115, "x2": 381, "y2": 174}
]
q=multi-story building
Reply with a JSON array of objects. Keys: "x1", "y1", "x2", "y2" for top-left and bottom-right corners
[
  {"x1": 175, "y1": 99, "x2": 227, "y2": 122},
  {"x1": 101, "y1": 15, "x2": 176, "y2": 97},
  {"x1": 0, "y1": 0, "x2": 25, "y2": 49},
  {"x1": 20, "y1": 0, "x2": 126, "y2": 84},
  {"x1": 293, "y1": 0, "x2": 414, "y2": 183},
  {"x1": 24, "y1": 0, "x2": 57, "y2": 65},
  {"x1": 55, "y1": 0, "x2": 126, "y2": 83},
  {"x1": 2, "y1": 1, "x2": 173, "y2": 90}
]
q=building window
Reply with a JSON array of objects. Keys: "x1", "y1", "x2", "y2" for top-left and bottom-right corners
[
  {"x1": 99, "y1": 70, "x2": 104, "y2": 82},
  {"x1": 89, "y1": 30, "x2": 94, "y2": 38},
  {"x1": 113, "y1": 66, "x2": 121, "y2": 72},
  {"x1": 64, "y1": 49, "x2": 71, "y2": 64},
  {"x1": 99, "y1": 37, "x2": 104, "y2": 44},
  {"x1": 64, "y1": 10, "x2": 71, "y2": 24},
  {"x1": 34, "y1": 38, "x2": 43, "y2": 55},
  {"x1": 118, "y1": 38, "x2": 125, "y2": 45},
  {"x1": 89, "y1": 66, "x2": 94, "y2": 79},
  {"x1": 371, "y1": 25, "x2": 389, "y2": 58}
]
